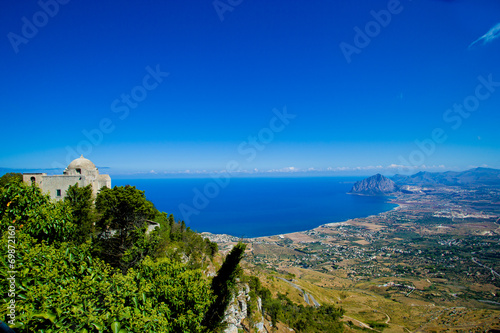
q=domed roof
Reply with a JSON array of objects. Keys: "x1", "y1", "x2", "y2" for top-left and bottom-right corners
[{"x1": 67, "y1": 155, "x2": 96, "y2": 170}]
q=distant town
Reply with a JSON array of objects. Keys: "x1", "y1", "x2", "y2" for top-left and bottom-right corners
[{"x1": 205, "y1": 170, "x2": 500, "y2": 331}]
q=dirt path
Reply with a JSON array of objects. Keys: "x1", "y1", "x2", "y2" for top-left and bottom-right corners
[
  {"x1": 343, "y1": 315, "x2": 376, "y2": 331},
  {"x1": 276, "y1": 277, "x2": 320, "y2": 307},
  {"x1": 472, "y1": 257, "x2": 500, "y2": 277}
]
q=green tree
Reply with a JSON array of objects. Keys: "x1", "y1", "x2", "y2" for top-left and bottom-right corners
[
  {"x1": 0, "y1": 181, "x2": 218, "y2": 332},
  {"x1": 94, "y1": 185, "x2": 157, "y2": 273},
  {"x1": 0, "y1": 234, "x2": 212, "y2": 333},
  {"x1": 168, "y1": 213, "x2": 175, "y2": 230},
  {"x1": 272, "y1": 293, "x2": 344, "y2": 333},
  {"x1": 202, "y1": 242, "x2": 246, "y2": 331},
  {"x1": 205, "y1": 238, "x2": 218, "y2": 258},
  {"x1": 0, "y1": 172, "x2": 22, "y2": 188},
  {"x1": 64, "y1": 183, "x2": 94, "y2": 244},
  {"x1": 0, "y1": 182, "x2": 75, "y2": 243},
  {"x1": 267, "y1": 298, "x2": 283, "y2": 328}
]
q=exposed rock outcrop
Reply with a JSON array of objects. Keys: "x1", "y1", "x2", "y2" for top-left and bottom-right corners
[
  {"x1": 349, "y1": 174, "x2": 398, "y2": 195},
  {"x1": 223, "y1": 283, "x2": 250, "y2": 333},
  {"x1": 222, "y1": 283, "x2": 269, "y2": 333},
  {"x1": 253, "y1": 297, "x2": 266, "y2": 333}
]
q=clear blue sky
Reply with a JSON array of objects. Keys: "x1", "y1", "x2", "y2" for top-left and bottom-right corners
[{"x1": 1, "y1": 0, "x2": 499, "y2": 176}]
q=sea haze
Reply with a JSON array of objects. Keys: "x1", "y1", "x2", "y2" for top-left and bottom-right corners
[{"x1": 113, "y1": 177, "x2": 397, "y2": 238}]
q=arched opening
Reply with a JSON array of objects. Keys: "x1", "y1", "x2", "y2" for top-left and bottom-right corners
[{"x1": 30, "y1": 176, "x2": 36, "y2": 185}]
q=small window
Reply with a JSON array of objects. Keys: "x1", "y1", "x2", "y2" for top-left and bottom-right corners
[
  {"x1": 56, "y1": 189, "x2": 62, "y2": 197},
  {"x1": 30, "y1": 176, "x2": 36, "y2": 184},
  {"x1": 76, "y1": 168, "x2": 81, "y2": 174}
]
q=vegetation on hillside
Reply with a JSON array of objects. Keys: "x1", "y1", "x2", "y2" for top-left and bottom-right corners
[
  {"x1": 247, "y1": 276, "x2": 344, "y2": 333},
  {"x1": 0, "y1": 175, "x2": 344, "y2": 332},
  {"x1": 0, "y1": 180, "x2": 224, "y2": 332}
]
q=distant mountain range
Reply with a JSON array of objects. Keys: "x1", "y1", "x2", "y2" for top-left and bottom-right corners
[
  {"x1": 350, "y1": 167, "x2": 500, "y2": 195},
  {"x1": 392, "y1": 167, "x2": 500, "y2": 186}
]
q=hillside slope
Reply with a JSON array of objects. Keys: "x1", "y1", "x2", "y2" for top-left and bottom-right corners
[{"x1": 349, "y1": 174, "x2": 398, "y2": 195}]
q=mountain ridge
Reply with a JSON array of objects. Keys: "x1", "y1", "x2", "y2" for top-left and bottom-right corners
[
  {"x1": 350, "y1": 167, "x2": 500, "y2": 196},
  {"x1": 349, "y1": 173, "x2": 398, "y2": 195},
  {"x1": 392, "y1": 167, "x2": 500, "y2": 186}
]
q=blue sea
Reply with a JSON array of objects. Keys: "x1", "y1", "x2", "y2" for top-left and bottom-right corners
[{"x1": 113, "y1": 177, "x2": 396, "y2": 238}]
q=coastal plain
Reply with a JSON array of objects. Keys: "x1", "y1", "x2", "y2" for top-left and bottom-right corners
[{"x1": 205, "y1": 183, "x2": 500, "y2": 332}]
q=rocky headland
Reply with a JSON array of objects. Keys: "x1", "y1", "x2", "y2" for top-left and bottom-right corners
[{"x1": 349, "y1": 173, "x2": 398, "y2": 195}]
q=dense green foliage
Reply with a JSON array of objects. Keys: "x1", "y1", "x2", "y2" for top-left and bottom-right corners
[
  {"x1": 153, "y1": 213, "x2": 218, "y2": 267},
  {"x1": 65, "y1": 184, "x2": 94, "y2": 244},
  {"x1": 0, "y1": 173, "x2": 22, "y2": 188},
  {"x1": 0, "y1": 181, "x2": 222, "y2": 332},
  {"x1": 0, "y1": 181, "x2": 75, "y2": 244},
  {"x1": 0, "y1": 233, "x2": 212, "y2": 332},
  {"x1": 94, "y1": 186, "x2": 158, "y2": 273}
]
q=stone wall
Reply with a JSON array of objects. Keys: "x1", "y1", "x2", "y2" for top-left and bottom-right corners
[
  {"x1": 41, "y1": 175, "x2": 82, "y2": 200},
  {"x1": 22, "y1": 173, "x2": 45, "y2": 187},
  {"x1": 96, "y1": 174, "x2": 111, "y2": 196},
  {"x1": 23, "y1": 164, "x2": 111, "y2": 200}
]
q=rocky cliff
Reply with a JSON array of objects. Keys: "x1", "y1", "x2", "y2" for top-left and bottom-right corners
[
  {"x1": 223, "y1": 282, "x2": 267, "y2": 333},
  {"x1": 349, "y1": 174, "x2": 398, "y2": 195},
  {"x1": 222, "y1": 281, "x2": 296, "y2": 333}
]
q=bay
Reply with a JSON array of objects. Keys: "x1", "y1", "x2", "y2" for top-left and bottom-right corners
[{"x1": 113, "y1": 177, "x2": 397, "y2": 238}]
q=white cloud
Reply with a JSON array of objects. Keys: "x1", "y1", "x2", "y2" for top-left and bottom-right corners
[
  {"x1": 354, "y1": 166, "x2": 380, "y2": 170},
  {"x1": 267, "y1": 166, "x2": 300, "y2": 173},
  {"x1": 387, "y1": 164, "x2": 414, "y2": 170},
  {"x1": 469, "y1": 23, "x2": 500, "y2": 48},
  {"x1": 151, "y1": 164, "x2": 451, "y2": 176}
]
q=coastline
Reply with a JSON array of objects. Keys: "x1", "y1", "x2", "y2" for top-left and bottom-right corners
[
  {"x1": 116, "y1": 177, "x2": 395, "y2": 239},
  {"x1": 205, "y1": 179, "x2": 500, "y2": 330},
  {"x1": 204, "y1": 192, "x2": 403, "y2": 242}
]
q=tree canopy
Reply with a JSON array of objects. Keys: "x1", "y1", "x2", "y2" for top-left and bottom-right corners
[
  {"x1": 94, "y1": 185, "x2": 158, "y2": 273},
  {"x1": 0, "y1": 182, "x2": 219, "y2": 332},
  {"x1": 0, "y1": 172, "x2": 22, "y2": 188},
  {"x1": 65, "y1": 183, "x2": 94, "y2": 244},
  {"x1": 0, "y1": 181, "x2": 75, "y2": 244}
]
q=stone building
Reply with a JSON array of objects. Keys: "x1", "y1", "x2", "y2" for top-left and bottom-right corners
[{"x1": 23, "y1": 155, "x2": 111, "y2": 200}]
